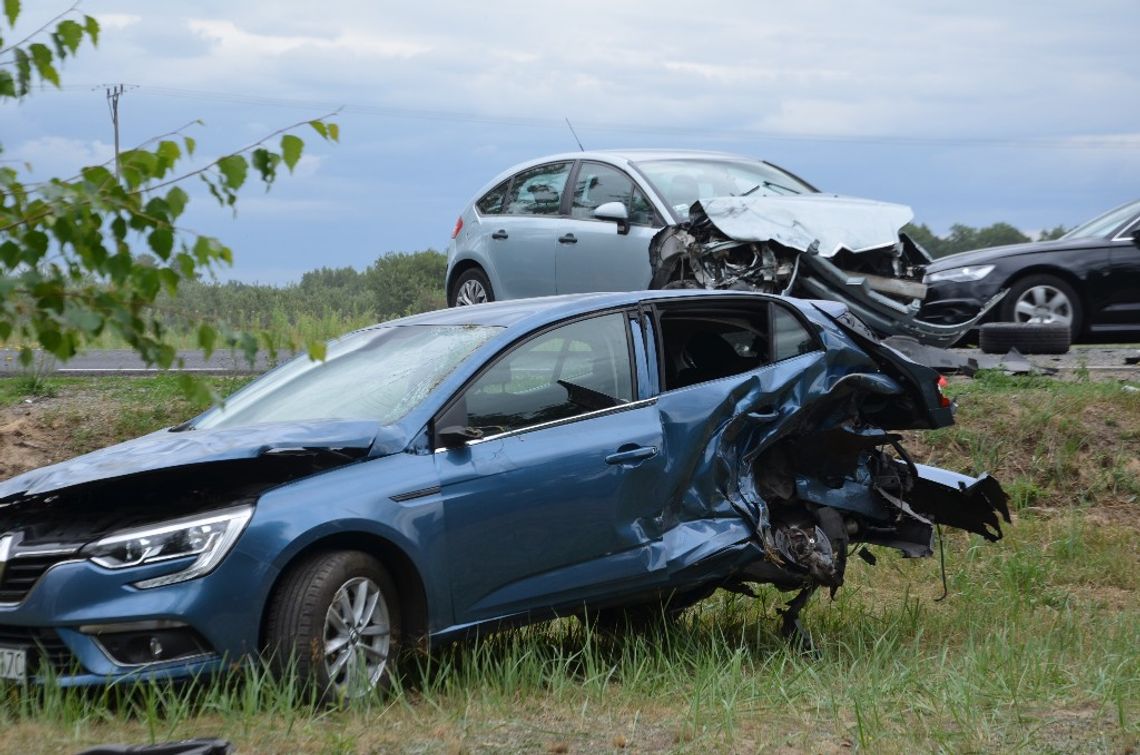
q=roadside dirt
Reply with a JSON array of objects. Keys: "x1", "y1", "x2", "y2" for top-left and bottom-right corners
[
  {"x1": 0, "y1": 391, "x2": 125, "y2": 480},
  {"x1": 0, "y1": 398, "x2": 70, "y2": 480}
]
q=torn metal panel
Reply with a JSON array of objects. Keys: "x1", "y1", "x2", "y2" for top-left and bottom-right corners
[
  {"x1": 882, "y1": 336, "x2": 980, "y2": 374},
  {"x1": 693, "y1": 195, "x2": 915, "y2": 257},
  {"x1": 881, "y1": 336, "x2": 1060, "y2": 377},
  {"x1": 795, "y1": 255, "x2": 1004, "y2": 348},
  {"x1": 648, "y1": 194, "x2": 1003, "y2": 346},
  {"x1": 643, "y1": 317, "x2": 1009, "y2": 604},
  {"x1": 907, "y1": 464, "x2": 1010, "y2": 542}
]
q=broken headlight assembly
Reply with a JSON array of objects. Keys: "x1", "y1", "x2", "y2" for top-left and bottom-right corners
[
  {"x1": 924, "y1": 264, "x2": 994, "y2": 284},
  {"x1": 82, "y1": 504, "x2": 253, "y2": 588}
]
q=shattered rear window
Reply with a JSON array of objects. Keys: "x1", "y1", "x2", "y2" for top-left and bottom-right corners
[{"x1": 194, "y1": 325, "x2": 501, "y2": 429}]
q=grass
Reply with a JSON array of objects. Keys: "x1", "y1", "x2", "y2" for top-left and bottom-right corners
[
  {"x1": 0, "y1": 372, "x2": 1137, "y2": 752},
  {"x1": 908, "y1": 370, "x2": 1140, "y2": 510},
  {"x1": 2, "y1": 517, "x2": 1135, "y2": 752}
]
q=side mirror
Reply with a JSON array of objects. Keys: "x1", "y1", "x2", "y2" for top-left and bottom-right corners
[
  {"x1": 1131, "y1": 228, "x2": 1140, "y2": 248},
  {"x1": 594, "y1": 201, "x2": 630, "y2": 236},
  {"x1": 437, "y1": 425, "x2": 483, "y2": 449}
]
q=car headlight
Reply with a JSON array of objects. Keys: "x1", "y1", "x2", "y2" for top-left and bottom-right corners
[
  {"x1": 83, "y1": 505, "x2": 253, "y2": 589},
  {"x1": 924, "y1": 265, "x2": 995, "y2": 284}
]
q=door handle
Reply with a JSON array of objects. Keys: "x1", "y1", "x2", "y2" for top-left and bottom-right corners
[
  {"x1": 558, "y1": 233, "x2": 578, "y2": 244},
  {"x1": 491, "y1": 230, "x2": 509, "y2": 240},
  {"x1": 606, "y1": 445, "x2": 658, "y2": 465}
]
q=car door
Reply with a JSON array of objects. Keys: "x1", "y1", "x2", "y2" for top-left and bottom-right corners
[
  {"x1": 555, "y1": 162, "x2": 660, "y2": 293},
  {"x1": 478, "y1": 161, "x2": 573, "y2": 299},
  {"x1": 644, "y1": 297, "x2": 827, "y2": 575},
  {"x1": 1106, "y1": 223, "x2": 1140, "y2": 326},
  {"x1": 435, "y1": 310, "x2": 668, "y2": 623}
]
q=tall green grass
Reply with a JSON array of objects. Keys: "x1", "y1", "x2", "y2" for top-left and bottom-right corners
[{"x1": 1, "y1": 516, "x2": 1135, "y2": 753}]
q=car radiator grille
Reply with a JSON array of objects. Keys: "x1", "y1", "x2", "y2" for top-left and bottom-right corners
[
  {"x1": 0, "y1": 554, "x2": 73, "y2": 603},
  {"x1": 0, "y1": 625, "x2": 80, "y2": 675}
]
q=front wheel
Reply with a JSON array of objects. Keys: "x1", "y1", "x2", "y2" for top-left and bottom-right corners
[
  {"x1": 449, "y1": 268, "x2": 495, "y2": 307},
  {"x1": 1000, "y1": 273, "x2": 1082, "y2": 338},
  {"x1": 264, "y1": 550, "x2": 401, "y2": 700}
]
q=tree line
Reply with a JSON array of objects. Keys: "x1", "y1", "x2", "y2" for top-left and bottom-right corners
[
  {"x1": 904, "y1": 221, "x2": 1066, "y2": 258},
  {"x1": 148, "y1": 250, "x2": 447, "y2": 343},
  {"x1": 165, "y1": 218, "x2": 1063, "y2": 337}
]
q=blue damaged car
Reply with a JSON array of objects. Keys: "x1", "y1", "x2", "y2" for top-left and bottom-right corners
[{"x1": 0, "y1": 290, "x2": 1008, "y2": 697}]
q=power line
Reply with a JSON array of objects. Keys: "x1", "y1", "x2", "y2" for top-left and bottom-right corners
[{"x1": 54, "y1": 84, "x2": 1139, "y2": 151}]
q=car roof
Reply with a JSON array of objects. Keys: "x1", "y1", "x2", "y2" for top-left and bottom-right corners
[
  {"x1": 372, "y1": 289, "x2": 825, "y2": 332},
  {"x1": 521, "y1": 148, "x2": 760, "y2": 164},
  {"x1": 465, "y1": 149, "x2": 818, "y2": 210}
]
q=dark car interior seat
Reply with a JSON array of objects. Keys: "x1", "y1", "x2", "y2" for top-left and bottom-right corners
[{"x1": 674, "y1": 330, "x2": 752, "y2": 388}]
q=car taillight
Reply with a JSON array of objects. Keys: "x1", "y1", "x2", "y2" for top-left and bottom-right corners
[
  {"x1": 451, "y1": 217, "x2": 463, "y2": 239},
  {"x1": 937, "y1": 375, "x2": 951, "y2": 408}
]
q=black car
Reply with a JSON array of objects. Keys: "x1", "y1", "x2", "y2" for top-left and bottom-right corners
[{"x1": 920, "y1": 199, "x2": 1140, "y2": 340}]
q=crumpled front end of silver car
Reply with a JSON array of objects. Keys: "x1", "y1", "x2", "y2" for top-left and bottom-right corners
[{"x1": 649, "y1": 195, "x2": 1003, "y2": 347}]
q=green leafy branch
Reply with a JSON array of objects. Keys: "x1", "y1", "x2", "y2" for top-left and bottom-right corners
[{"x1": 1, "y1": 1, "x2": 342, "y2": 405}]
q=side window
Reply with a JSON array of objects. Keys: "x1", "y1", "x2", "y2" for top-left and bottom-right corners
[
  {"x1": 658, "y1": 306, "x2": 770, "y2": 390},
  {"x1": 476, "y1": 179, "x2": 510, "y2": 215},
  {"x1": 772, "y1": 305, "x2": 817, "y2": 361},
  {"x1": 571, "y1": 163, "x2": 655, "y2": 225},
  {"x1": 462, "y1": 313, "x2": 634, "y2": 436},
  {"x1": 504, "y1": 162, "x2": 572, "y2": 216}
]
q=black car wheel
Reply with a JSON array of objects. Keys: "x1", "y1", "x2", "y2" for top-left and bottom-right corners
[
  {"x1": 264, "y1": 551, "x2": 401, "y2": 700},
  {"x1": 449, "y1": 268, "x2": 494, "y2": 307},
  {"x1": 1000, "y1": 274, "x2": 1082, "y2": 337},
  {"x1": 978, "y1": 322, "x2": 1071, "y2": 355}
]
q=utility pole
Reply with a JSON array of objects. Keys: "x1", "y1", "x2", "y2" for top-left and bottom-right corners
[{"x1": 98, "y1": 84, "x2": 133, "y2": 179}]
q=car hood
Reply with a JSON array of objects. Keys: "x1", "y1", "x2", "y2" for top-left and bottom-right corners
[
  {"x1": 0, "y1": 419, "x2": 406, "y2": 499},
  {"x1": 694, "y1": 194, "x2": 913, "y2": 257},
  {"x1": 925, "y1": 236, "x2": 1107, "y2": 272}
]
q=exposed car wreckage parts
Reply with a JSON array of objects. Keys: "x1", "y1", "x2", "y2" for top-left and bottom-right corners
[
  {"x1": 644, "y1": 312, "x2": 1009, "y2": 647},
  {"x1": 649, "y1": 195, "x2": 1004, "y2": 347},
  {"x1": 881, "y1": 336, "x2": 1061, "y2": 377}
]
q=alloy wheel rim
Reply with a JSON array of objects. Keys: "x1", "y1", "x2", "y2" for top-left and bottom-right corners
[
  {"x1": 323, "y1": 576, "x2": 391, "y2": 697},
  {"x1": 456, "y1": 279, "x2": 488, "y2": 306},
  {"x1": 1012, "y1": 285, "x2": 1072, "y2": 327}
]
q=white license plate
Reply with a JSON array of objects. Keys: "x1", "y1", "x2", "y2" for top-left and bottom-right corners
[{"x1": 0, "y1": 646, "x2": 27, "y2": 683}]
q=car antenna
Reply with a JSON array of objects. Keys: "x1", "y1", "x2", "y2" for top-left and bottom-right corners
[{"x1": 565, "y1": 118, "x2": 585, "y2": 151}]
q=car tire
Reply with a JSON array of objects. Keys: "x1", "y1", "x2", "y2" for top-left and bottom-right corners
[
  {"x1": 999, "y1": 274, "x2": 1083, "y2": 338},
  {"x1": 978, "y1": 322, "x2": 1071, "y2": 355},
  {"x1": 449, "y1": 268, "x2": 495, "y2": 307},
  {"x1": 264, "y1": 550, "x2": 401, "y2": 700}
]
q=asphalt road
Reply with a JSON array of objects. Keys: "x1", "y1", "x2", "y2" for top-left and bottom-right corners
[{"x1": 0, "y1": 348, "x2": 277, "y2": 376}]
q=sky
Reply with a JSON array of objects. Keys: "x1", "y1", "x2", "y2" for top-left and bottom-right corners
[{"x1": 5, "y1": 0, "x2": 1139, "y2": 284}]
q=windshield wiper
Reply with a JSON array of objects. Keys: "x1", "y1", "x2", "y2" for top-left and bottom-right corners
[{"x1": 741, "y1": 180, "x2": 800, "y2": 197}]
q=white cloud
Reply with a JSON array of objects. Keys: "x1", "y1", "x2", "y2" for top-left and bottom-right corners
[
  {"x1": 187, "y1": 19, "x2": 431, "y2": 59},
  {"x1": 96, "y1": 14, "x2": 142, "y2": 30},
  {"x1": 6, "y1": 0, "x2": 1138, "y2": 281},
  {"x1": 292, "y1": 154, "x2": 323, "y2": 178},
  {"x1": 8, "y1": 138, "x2": 115, "y2": 178}
]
